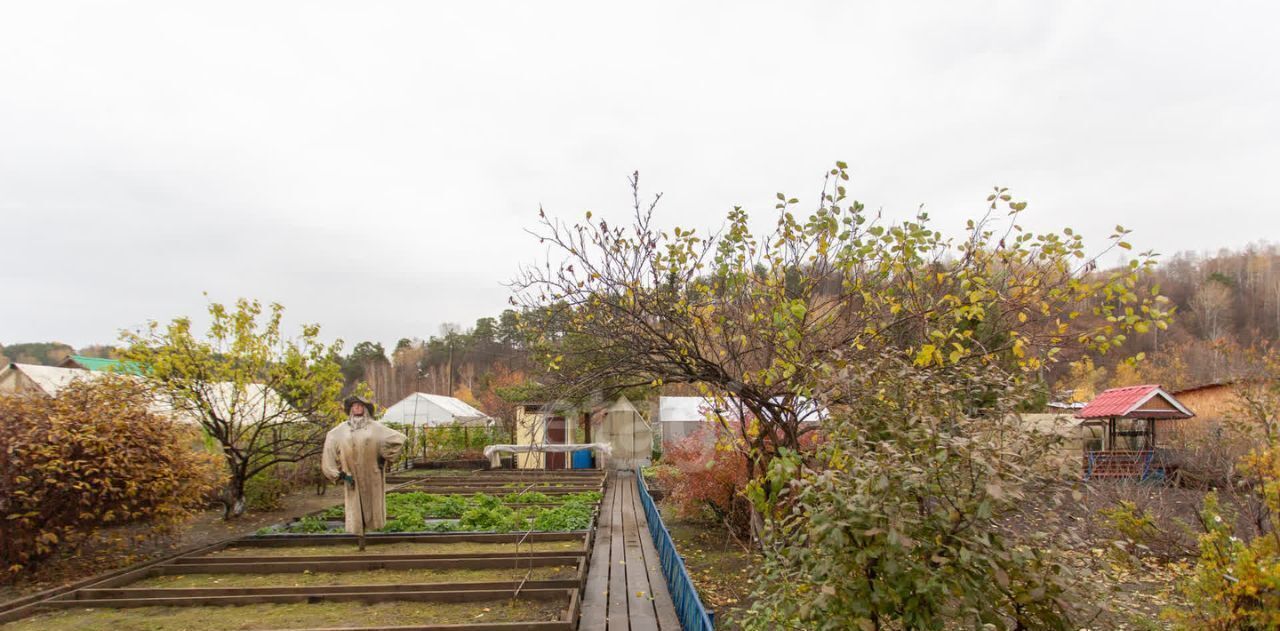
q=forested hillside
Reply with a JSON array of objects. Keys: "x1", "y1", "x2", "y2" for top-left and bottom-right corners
[
  {"x1": 1054, "y1": 242, "x2": 1280, "y2": 399},
  {"x1": 10, "y1": 243, "x2": 1278, "y2": 412}
]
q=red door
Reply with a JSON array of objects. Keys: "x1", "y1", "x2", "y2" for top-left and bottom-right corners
[{"x1": 546, "y1": 417, "x2": 566, "y2": 469}]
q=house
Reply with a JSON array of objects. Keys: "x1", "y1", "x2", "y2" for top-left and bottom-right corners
[
  {"x1": 0, "y1": 361, "x2": 299, "y2": 427},
  {"x1": 1075, "y1": 384, "x2": 1195, "y2": 480},
  {"x1": 0, "y1": 362, "x2": 98, "y2": 396},
  {"x1": 380, "y1": 392, "x2": 491, "y2": 427}
]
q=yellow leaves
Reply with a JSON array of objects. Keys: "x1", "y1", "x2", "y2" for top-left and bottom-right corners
[{"x1": 914, "y1": 344, "x2": 937, "y2": 367}]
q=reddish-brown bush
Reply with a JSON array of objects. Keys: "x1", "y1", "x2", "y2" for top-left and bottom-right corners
[
  {"x1": 656, "y1": 424, "x2": 753, "y2": 538},
  {"x1": 0, "y1": 377, "x2": 222, "y2": 578}
]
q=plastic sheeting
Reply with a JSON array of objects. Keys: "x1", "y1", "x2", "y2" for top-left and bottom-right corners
[
  {"x1": 598, "y1": 396, "x2": 653, "y2": 470},
  {"x1": 483, "y1": 442, "x2": 613, "y2": 458}
]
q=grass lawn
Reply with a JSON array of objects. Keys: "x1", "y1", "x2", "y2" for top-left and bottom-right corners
[{"x1": 3, "y1": 598, "x2": 566, "y2": 630}]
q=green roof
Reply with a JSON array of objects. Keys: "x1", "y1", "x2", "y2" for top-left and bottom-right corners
[{"x1": 68, "y1": 355, "x2": 146, "y2": 376}]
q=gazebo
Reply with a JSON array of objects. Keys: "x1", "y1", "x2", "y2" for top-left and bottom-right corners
[{"x1": 1075, "y1": 384, "x2": 1194, "y2": 480}]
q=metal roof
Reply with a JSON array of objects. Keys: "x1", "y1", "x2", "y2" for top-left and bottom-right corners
[
  {"x1": 1075, "y1": 384, "x2": 1194, "y2": 420},
  {"x1": 63, "y1": 355, "x2": 146, "y2": 375},
  {"x1": 656, "y1": 395, "x2": 826, "y2": 423},
  {"x1": 1, "y1": 363, "x2": 96, "y2": 396}
]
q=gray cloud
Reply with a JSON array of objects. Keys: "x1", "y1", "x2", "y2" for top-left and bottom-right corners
[{"x1": 3, "y1": 1, "x2": 1277, "y2": 349}]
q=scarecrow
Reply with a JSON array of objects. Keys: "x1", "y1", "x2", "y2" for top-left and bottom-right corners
[{"x1": 321, "y1": 394, "x2": 407, "y2": 537}]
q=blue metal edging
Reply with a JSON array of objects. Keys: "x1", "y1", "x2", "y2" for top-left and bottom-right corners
[{"x1": 636, "y1": 473, "x2": 716, "y2": 631}]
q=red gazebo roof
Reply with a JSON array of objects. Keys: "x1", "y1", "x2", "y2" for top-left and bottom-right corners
[{"x1": 1075, "y1": 384, "x2": 1194, "y2": 420}]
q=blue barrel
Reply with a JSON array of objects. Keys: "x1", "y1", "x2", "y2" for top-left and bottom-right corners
[{"x1": 570, "y1": 449, "x2": 594, "y2": 469}]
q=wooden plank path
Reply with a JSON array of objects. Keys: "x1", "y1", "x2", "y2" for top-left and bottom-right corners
[{"x1": 579, "y1": 471, "x2": 680, "y2": 631}]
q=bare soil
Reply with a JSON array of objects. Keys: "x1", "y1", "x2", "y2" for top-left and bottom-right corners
[
  {"x1": 131, "y1": 565, "x2": 577, "y2": 588},
  {"x1": 657, "y1": 505, "x2": 756, "y2": 629},
  {"x1": 0, "y1": 485, "x2": 341, "y2": 603},
  {"x1": 2, "y1": 598, "x2": 566, "y2": 630}
]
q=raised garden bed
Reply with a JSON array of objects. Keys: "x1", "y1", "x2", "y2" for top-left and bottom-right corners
[
  {"x1": 203, "y1": 539, "x2": 581, "y2": 557},
  {"x1": 263, "y1": 491, "x2": 602, "y2": 535},
  {"x1": 129, "y1": 565, "x2": 578, "y2": 588},
  {"x1": 0, "y1": 472, "x2": 603, "y2": 630},
  {"x1": 5, "y1": 595, "x2": 573, "y2": 630}
]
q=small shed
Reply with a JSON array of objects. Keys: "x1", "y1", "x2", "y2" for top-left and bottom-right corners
[
  {"x1": 596, "y1": 396, "x2": 654, "y2": 471},
  {"x1": 1075, "y1": 384, "x2": 1194, "y2": 480},
  {"x1": 512, "y1": 402, "x2": 579, "y2": 469},
  {"x1": 380, "y1": 392, "x2": 491, "y2": 427}
]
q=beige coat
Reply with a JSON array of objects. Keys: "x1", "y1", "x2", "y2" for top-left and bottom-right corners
[{"x1": 321, "y1": 416, "x2": 407, "y2": 533}]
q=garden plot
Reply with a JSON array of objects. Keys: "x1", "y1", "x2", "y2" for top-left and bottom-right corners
[
  {"x1": 129, "y1": 565, "x2": 578, "y2": 588},
  {"x1": 4, "y1": 596, "x2": 571, "y2": 630},
  {"x1": 266, "y1": 489, "x2": 602, "y2": 535},
  {"x1": 0, "y1": 472, "x2": 603, "y2": 630},
  {"x1": 204, "y1": 539, "x2": 582, "y2": 557}
]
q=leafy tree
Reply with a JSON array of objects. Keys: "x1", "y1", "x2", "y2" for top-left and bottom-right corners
[
  {"x1": 0, "y1": 377, "x2": 222, "y2": 577},
  {"x1": 515, "y1": 164, "x2": 1169, "y2": 536},
  {"x1": 0, "y1": 341, "x2": 75, "y2": 366},
  {"x1": 122, "y1": 298, "x2": 345, "y2": 519},
  {"x1": 472, "y1": 317, "x2": 498, "y2": 346},
  {"x1": 743, "y1": 354, "x2": 1079, "y2": 630},
  {"x1": 497, "y1": 309, "x2": 523, "y2": 348},
  {"x1": 340, "y1": 340, "x2": 388, "y2": 384}
]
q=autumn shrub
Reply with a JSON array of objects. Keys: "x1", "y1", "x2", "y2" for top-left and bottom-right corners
[
  {"x1": 1095, "y1": 484, "x2": 1198, "y2": 562},
  {"x1": 244, "y1": 466, "x2": 293, "y2": 511},
  {"x1": 1166, "y1": 366, "x2": 1280, "y2": 629},
  {"x1": 0, "y1": 378, "x2": 222, "y2": 578},
  {"x1": 1168, "y1": 488, "x2": 1280, "y2": 630},
  {"x1": 744, "y1": 359, "x2": 1081, "y2": 631},
  {"x1": 655, "y1": 424, "x2": 753, "y2": 538}
]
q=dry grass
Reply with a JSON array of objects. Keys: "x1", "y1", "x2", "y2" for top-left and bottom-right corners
[
  {"x1": 3, "y1": 598, "x2": 566, "y2": 630},
  {"x1": 205, "y1": 540, "x2": 580, "y2": 557},
  {"x1": 130, "y1": 565, "x2": 577, "y2": 588}
]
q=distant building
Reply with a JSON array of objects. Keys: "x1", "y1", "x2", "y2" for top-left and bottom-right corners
[
  {"x1": 656, "y1": 396, "x2": 724, "y2": 447},
  {"x1": 380, "y1": 392, "x2": 491, "y2": 427},
  {"x1": 511, "y1": 400, "x2": 582, "y2": 469},
  {"x1": 1162, "y1": 381, "x2": 1263, "y2": 446},
  {"x1": 0, "y1": 361, "x2": 299, "y2": 427},
  {"x1": 0, "y1": 362, "x2": 98, "y2": 396},
  {"x1": 58, "y1": 354, "x2": 145, "y2": 375},
  {"x1": 656, "y1": 394, "x2": 825, "y2": 449},
  {"x1": 1075, "y1": 384, "x2": 1195, "y2": 480}
]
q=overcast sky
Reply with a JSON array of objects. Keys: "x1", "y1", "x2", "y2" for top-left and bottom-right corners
[{"x1": 3, "y1": 1, "x2": 1277, "y2": 351}]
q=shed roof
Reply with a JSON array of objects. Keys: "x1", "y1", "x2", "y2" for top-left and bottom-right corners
[
  {"x1": 0, "y1": 363, "x2": 96, "y2": 396},
  {"x1": 656, "y1": 395, "x2": 827, "y2": 423},
  {"x1": 61, "y1": 355, "x2": 146, "y2": 375},
  {"x1": 1075, "y1": 384, "x2": 1193, "y2": 420}
]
